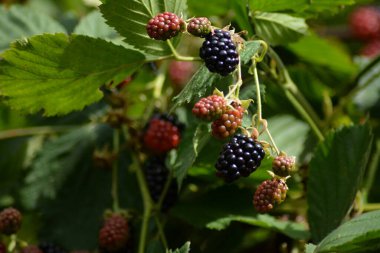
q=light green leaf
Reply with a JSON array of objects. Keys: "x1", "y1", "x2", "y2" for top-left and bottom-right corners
[
  {"x1": 288, "y1": 34, "x2": 357, "y2": 75},
  {"x1": 173, "y1": 123, "x2": 210, "y2": 188},
  {"x1": 306, "y1": 244, "x2": 317, "y2": 253},
  {"x1": 253, "y1": 12, "x2": 308, "y2": 45},
  {"x1": 0, "y1": 5, "x2": 66, "y2": 51},
  {"x1": 249, "y1": 0, "x2": 308, "y2": 12},
  {"x1": 306, "y1": 0, "x2": 355, "y2": 14},
  {"x1": 73, "y1": 11, "x2": 118, "y2": 39},
  {"x1": 307, "y1": 125, "x2": 373, "y2": 243},
  {"x1": 100, "y1": 0, "x2": 174, "y2": 59},
  {"x1": 206, "y1": 215, "x2": 310, "y2": 240},
  {"x1": 0, "y1": 34, "x2": 145, "y2": 116},
  {"x1": 316, "y1": 210, "x2": 380, "y2": 253},
  {"x1": 166, "y1": 242, "x2": 191, "y2": 253},
  {"x1": 165, "y1": 0, "x2": 187, "y2": 17},
  {"x1": 187, "y1": 0, "x2": 229, "y2": 16},
  {"x1": 240, "y1": 41, "x2": 261, "y2": 64}
]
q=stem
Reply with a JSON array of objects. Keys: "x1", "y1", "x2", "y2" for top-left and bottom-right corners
[
  {"x1": 363, "y1": 203, "x2": 380, "y2": 212},
  {"x1": 225, "y1": 57, "x2": 243, "y2": 99},
  {"x1": 167, "y1": 40, "x2": 201, "y2": 61},
  {"x1": 252, "y1": 60, "x2": 262, "y2": 128},
  {"x1": 139, "y1": 208, "x2": 152, "y2": 253},
  {"x1": 157, "y1": 170, "x2": 173, "y2": 210},
  {"x1": 111, "y1": 129, "x2": 120, "y2": 212},
  {"x1": 362, "y1": 140, "x2": 380, "y2": 201},
  {"x1": 265, "y1": 128, "x2": 280, "y2": 156},
  {"x1": 0, "y1": 125, "x2": 76, "y2": 140},
  {"x1": 154, "y1": 215, "x2": 168, "y2": 249}
]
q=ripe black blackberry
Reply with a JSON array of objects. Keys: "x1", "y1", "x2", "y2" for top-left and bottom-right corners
[
  {"x1": 39, "y1": 243, "x2": 66, "y2": 253},
  {"x1": 253, "y1": 178, "x2": 288, "y2": 213},
  {"x1": 146, "y1": 12, "x2": 185, "y2": 40},
  {"x1": 199, "y1": 29, "x2": 239, "y2": 76},
  {"x1": 215, "y1": 134, "x2": 265, "y2": 182},
  {"x1": 144, "y1": 157, "x2": 178, "y2": 211},
  {"x1": 187, "y1": 17, "x2": 212, "y2": 37},
  {"x1": 0, "y1": 207, "x2": 22, "y2": 235}
]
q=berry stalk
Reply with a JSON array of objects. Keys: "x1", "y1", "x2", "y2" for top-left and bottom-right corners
[
  {"x1": 166, "y1": 40, "x2": 201, "y2": 62},
  {"x1": 111, "y1": 129, "x2": 120, "y2": 212}
]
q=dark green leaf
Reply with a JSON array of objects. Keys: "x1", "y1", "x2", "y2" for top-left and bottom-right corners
[
  {"x1": 316, "y1": 210, "x2": 380, "y2": 253},
  {"x1": 253, "y1": 12, "x2": 308, "y2": 45},
  {"x1": 240, "y1": 41, "x2": 261, "y2": 65},
  {"x1": 206, "y1": 214, "x2": 310, "y2": 240},
  {"x1": 166, "y1": 242, "x2": 191, "y2": 253},
  {"x1": 0, "y1": 34, "x2": 144, "y2": 116},
  {"x1": 307, "y1": 125, "x2": 373, "y2": 242},
  {"x1": 249, "y1": 0, "x2": 308, "y2": 12}
]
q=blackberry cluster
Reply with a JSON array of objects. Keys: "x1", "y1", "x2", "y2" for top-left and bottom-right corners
[
  {"x1": 215, "y1": 134, "x2": 265, "y2": 182},
  {"x1": 253, "y1": 178, "x2": 288, "y2": 213},
  {"x1": 200, "y1": 29, "x2": 239, "y2": 76},
  {"x1": 211, "y1": 101, "x2": 244, "y2": 139},
  {"x1": 349, "y1": 7, "x2": 380, "y2": 40},
  {"x1": 0, "y1": 207, "x2": 22, "y2": 235},
  {"x1": 143, "y1": 113, "x2": 184, "y2": 154},
  {"x1": 146, "y1": 12, "x2": 185, "y2": 40},
  {"x1": 192, "y1": 95, "x2": 227, "y2": 121},
  {"x1": 272, "y1": 155, "x2": 295, "y2": 177},
  {"x1": 187, "y1": 17, "x2": 212, "y2": 37},
  {"x1": 98, "y1": 214, "x2": 129, "y2": 252},
  {"x1": 21, "y1": 246, "x2": 43, "y2": 253},
  {"x1": 144, "y1": 157, "x2": 178, "y2": 211},
  {"x1": 39, "y1": 243, "x2": 66, "y2": 253}
]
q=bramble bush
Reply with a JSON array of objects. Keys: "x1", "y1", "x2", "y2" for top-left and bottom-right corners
[{"x1": 0, "y1": 0, "x2": 380, "y2": 253}]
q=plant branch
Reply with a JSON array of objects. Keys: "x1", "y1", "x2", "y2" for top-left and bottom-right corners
[
  {"x1": 167, "y1": 40, "x2": 201, "y2": 61},
  {"x1": 154, "y1": 215, "x2": 168, "y2": 249}
]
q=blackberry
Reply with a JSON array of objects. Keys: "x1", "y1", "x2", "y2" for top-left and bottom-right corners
[
  {"x1": 361, "y1": 39, "x2": 380, "y2": 58},
  {"x1": 39, "y1": 243, "x2": 66, "y2": 253},
  {"x1": 215, "y1": 134, "x2": 265, "y2": 183},
  {"x1": 143, "y1": 114, "x2": 184, "y2": 154},
  {"x1": 98, "y1": 214, "x2": 129, "y2": 252},
  {"x1": 349, "y1": 7, "x2": 380, "y2": 40},
  {"x1": 253, "y1": 178, "x2": 288, "y2": 213},
  {"x1": 192, "y1": 95, "x2": 227, "y2": 121},
  {"x1": 144, "y1": 157, "x2": 178, "y2": 211},
  {"x1": 211, "y1": 101, "x2": 244, "y2": 139},
  {"x1": 272, "y1": 155, "x2": 295, "y2": 177},
  {"x1": 199, "y1": 29, "x2": 239, "y2": 76},
  {"x1": 0, "y1": 207, "x2": 22, "y2": 235},
  {"x1": 187, "y1": 17, "x2": 212, "y2": 37},
  {"x1": 21, "y1": 246, "x2": 43, "y2": 253},
  {"x1": 146, "y1": 12, "x2": 185, "y2": 40}
]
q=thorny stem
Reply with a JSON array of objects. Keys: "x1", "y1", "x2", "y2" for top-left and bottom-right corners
[
  {"x1": 167, "y1": 40, "x2": 202, "y2": 61},
  {"x1": 154, "y1": 215, "x2": 168, "y2": 249},
  {"x1": 111, "y1": 129, "x2": 120, "y2": 212}
]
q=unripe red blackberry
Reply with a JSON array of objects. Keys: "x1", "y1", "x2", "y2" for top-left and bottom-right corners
[
  {"x1": 253, "y1": 178, "x2": 288, "y2": 213},
  {"x1": 144, "y1": 157, "x2": 178, "y2": 211},
  {"x1": 168, "y1": 61, "x2": 195, "y2": 88},
  {"x1": 361, "y1": 39, "x2": 380, "y2": 58},
  {"x1": 215, "y1": 134, "x2": 265, "y2": 183},
  {"x1": 21, "y1": 246, "x2": 43, "y2": 253},
  {"x1": 0, "y1": 207, "x2": 22, "y2": 235},
  {"x1": 192, "y1": 95, "x2": 227, "y2": 121},
  {"x1": 211, "y1": 101, "x2": 244, "y2": 139},
  {"x1": 39, "y1": 243, "x2": 66, "y2": 253},
  {"x1": 98, "y1": 214, "x2": 129, "y2": 252},
  {"x1": 143, "y1": 114, "x2": 183, "y2": 154},
  {"x1": 146, "y1": 12, "x2": 185, "y2": 40},
  {"x1": 199, "y1": 29, "x2": 239, "y2": 76},
  {"x1": 187, "y1": 17, "x2": 212, "y2": 37},
  {"x1": 349, "y1": 6, "x2": 380, "y2": 40},
  {"x1": 0, "y1": 243, "x2": 6, "y2": 253},
  {"x1": 272, "y1": 155, "x2": 295, "y2": 177}
]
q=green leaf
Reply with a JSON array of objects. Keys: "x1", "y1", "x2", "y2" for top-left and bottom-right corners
[
  {"x1": 0, "y1": 34, "x2": 145, "y2": 116},
  {"x1": 166, "y1": 242, "x2": 191, "y2": 253},
  {"x1": 187, "y1": 0, "x2": 229, "y2": 16},
  {"x1": 288, "y1": 34, "x2": 357, "y2": 75},
  {"x1": 173, "y1": 123, "x2": 210, "y2": 188},
  {"x1": 232, "y1": 1, "x2": 255, "y2": 36},
  {"x1": 0, "y1": 5, "x2": 66, "y2": 51},
  {"x1": 306, "y1": 244, "x2": 317, "y2": 253},
  {"x1": 206, "y1": 215, "x2": 310, "y2": 240},
  {"x1": 171, "y1": 65, "x2": 230, "y2": 109},
  {"x1": 253, "y1": 12, "x2": 308, "y2": 45},
  {"x1": 240, "y1": 41, "x2": 261, "y2": 65},
  {"x1": 73, "y1": 11, "x2": 118, "y2": 39},
  {"x1": 165, "y1": 0, "x2": 187, "y2": 16},
  {"x1": 306, "y1": 0, "x2": 355, "y2": 14},
  {"x1": 100, "y1": 0, "x2": 179, "y2": 59},
  {"x1": 315, "y1": 210, "x2": 380, "y2": 253},
  {"x1": 307, "y1": 125, "x2": 373, "y2": 243},
  {"x1": 249, "y1": 0, "x2": 308, "y2": 12}
]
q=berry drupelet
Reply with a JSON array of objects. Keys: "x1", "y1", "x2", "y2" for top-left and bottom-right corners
[
  {"x1": 200, "y1": 29, "x2": 239, "y2": 76},
  {"x1": 146, "y1": 12, "x2": 185, "y2": 40},
  {"x1": 144, "y1": 157, "x2": 178, "y2": 211},
  {"x1": 211, "y1": 101, "x2": 244, "y2": 139},
  {"x1": 215, "y1": 134, "x2": 265, "y2": 183},
  {"x1": 253, "y1": 178, "x2": 288, "y2": 213},
  {"x1": 187, "y1": 17, "x2": 212, "y2": 37},
  {"x1": 143, "y1": 114, "x2": 183, "y2": 154},
  {"x1": 272, "y1": 155, "x2": 295, "y2": 177},
  {"x1": 192, "y1": 95, "x2": 227, "y2": 121},
  {"x1": 98, "y1": 214, "x2": 129, "y2": 252},
  {"x1": 0, "y1": 207, "x2": 22, "y2": 235}
]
